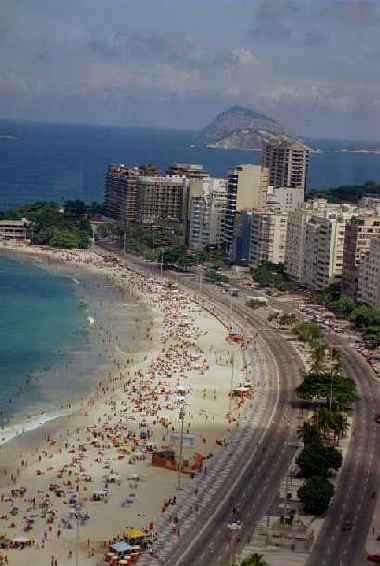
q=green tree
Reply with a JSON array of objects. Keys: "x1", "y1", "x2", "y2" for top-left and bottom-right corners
[
  {"x1": 296, "y1": 371, "x2": 359, "y2": 409},
  {"x1": 292, "y1": 322, "x2": 322, "y2": 345},
  {"x1": 49, "y1": 231, "x2": 82, "y2": 249},
  {"x1": 310, "y1": 341, "x2": 327, "y2": 374},
  {"x1": 298, "y1": 476, "x2": 334, "y2": 515},
  {"x1": 240, "y1": 553, "x2": 268, "y2": 566},
  {"x1": 297, "y1": 445, "x2": 342, "y2": 478},
  {"x1": 297, "y1": 422, "x2": 322, "y2": 447},
  {"x1": 329, "y1": 295, "x2": 355, "y2": 315},
  {"x1": 64, "y1": 200, "x2": 87, "y2": 218}
]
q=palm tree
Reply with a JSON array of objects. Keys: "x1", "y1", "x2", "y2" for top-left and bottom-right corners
[
  {"x1": 310, "y1": 341, "x2": 327, "y2": 374},
  {"x1": 297, "y1": 421, "x2": 321, "y2": 445},
  {"x1": 330, "y1": 411, "x2": 349, "y2": 444}
]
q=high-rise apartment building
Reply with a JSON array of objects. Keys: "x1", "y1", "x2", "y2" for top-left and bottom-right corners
[
  {"x1": 136, "y1": 175, "x2": 189, "y2": 225},
  {"x1": 188, "y1": 178, "x2": 227, "y2": 251},
  {"x1": 223, "y1": 164, "x2": 269, "y2": 258},
  {"x1": 342, "y1": 213, "x2": 380, "y2": 299},
  {"x1": 104, "y1": 164, "x2": 140, "y2": 225},
  {"x1": 249, "y1": 208, "x2": 288, "y2": 266},
  {"x1": 285, "y1": 200, "x2": 357, "y2": 290},
  {"x1": 263, "y1": 140, "x2": 310, "y2": 191},
  {"x1": 358, "y1": 238, "x2": 380, "y2": 308}
]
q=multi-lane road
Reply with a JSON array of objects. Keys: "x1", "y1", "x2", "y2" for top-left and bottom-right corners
[
  {"x1": 98, "y1": 247, "x2": 379, "y2": 565},
  {"x1": 306, "y1": 337, "x2": 380, "y2": 566},
  {"x1": 116, "y1": 253, "x2": 305, "y2": 565}
]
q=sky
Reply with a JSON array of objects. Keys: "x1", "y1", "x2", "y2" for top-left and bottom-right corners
[{"x1": 1, "y1": 0, "x2": 380, "y2": 140}]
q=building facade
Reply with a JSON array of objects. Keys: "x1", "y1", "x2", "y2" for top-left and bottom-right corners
[
  {"x1": 342, "y1": 213, "x2": 380, "y2": 299},
  {"x1": 285, "y1": 200, "x2": 357, "y2": 290},
  {"x1": 0, "y1": 219, "x2": 30, "y2": 243},
  {"x1": 263, "y1": 140, "x2": 310, "y2": 191},
  {"x1": 136, "y1": 175, "x2": 189, "y2": 225},
  {"x1": 223, "y1": 164, "x2": 269, "y2": 259},
  {"x1": 358, "y1": 238, "x2": 380, "y2": 308},
  {"x1": 266, "y1": 186, "x2": 304, "y2": 212},
  {"x1": 232, "y1": 210, "x2": 253, "y2": 264},
  {"x1": 104, "y1": 164, "x2": 140, "y2": 226},
  {"x1": 166, "y1": 163, "x2": 209, "y2": 179},
  {"x1": 249, "y1": 208, "x2": 288, "y2": 266},
  {"x1": 188, "y1": 178, "x2": 227, "y2": 251}
]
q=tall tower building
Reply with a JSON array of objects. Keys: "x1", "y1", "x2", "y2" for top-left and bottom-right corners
[
  {"x1": 188, "y1": 178, "x2": 227, "y2": 251},
  {"x1": 104, "y1": 164, "x2": 140, "y2": 226},
  {"x1": 223, "y1": 164, "x2": 269, "y2": 258},
  {"x1": 263, "y1": 140, "x2": 310, "y2": 191}
]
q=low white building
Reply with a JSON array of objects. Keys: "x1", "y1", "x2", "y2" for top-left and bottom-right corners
[{"x1": 0, "y1": 219, "x2": 30, "y2": 243}]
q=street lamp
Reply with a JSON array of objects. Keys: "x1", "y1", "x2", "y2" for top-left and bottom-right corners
[
  {"x1": 177, "y1": 405, "x2": 186, "y2": 490},
  {"x1": 228, "y1": 353, "x2": 235, "y2": 416}
]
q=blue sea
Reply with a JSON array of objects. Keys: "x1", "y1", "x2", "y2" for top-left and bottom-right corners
[
  {"x1": 0, "y1": 118, "x2": 380, "y2": 437},
  {"x1": 0, "y1": 251, "x2": 143, "y2": 437},
  {"x1": 1, "y1": 119, "x2": 380, "y2": 210}
]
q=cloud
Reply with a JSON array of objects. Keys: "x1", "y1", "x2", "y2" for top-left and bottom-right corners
[
  {"x1": 251, "y1": 0, "x2": 302, "y2": 41},
  {"x1": 322, "y1": 0, "x2": 380, "y2": 27},
  {"x1": 230, "y1": 48, "x2": 259, "y2": 65},
  {"x1": 303, "y1": 29, "x2": 329, "y2": 47}
]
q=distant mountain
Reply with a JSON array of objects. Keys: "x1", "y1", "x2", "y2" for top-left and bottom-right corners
[{"x1": 198, "y1": 106, "x2": 297, "y2": 150}]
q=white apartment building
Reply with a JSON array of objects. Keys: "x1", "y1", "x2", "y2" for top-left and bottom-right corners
[
  {"x1": 188, "y1": 178, "x2": 227, "y2": 250},
  {"x1": 224, "y1": 164, "x2": 269, "y2": 258},
  {"x1": 358, "y1": 238, "x2": 380, "y2": 308},
  {"x1": 266, "y1": 186, "x2": 304, "y2": 212},
  {"x1": 342, "y1": 213, "x2": 380, "y2": 299},
  {"x1": 249, "y1": 208, "x2": 288, "y2": 266},
  {"x1": 285, "y1": 200, "x2": 357, "y2": 290},
  {"x1": 359, "y1": 196, "x2": 380, "y2": 214}
]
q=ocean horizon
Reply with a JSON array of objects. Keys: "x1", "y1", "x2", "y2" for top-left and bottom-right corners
[{"x1": 1, "y1": 118, "x2": 380, "y2": 211}]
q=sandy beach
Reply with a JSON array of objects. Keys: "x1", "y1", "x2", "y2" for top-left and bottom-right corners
[{"x1": 0, "y1": 244, "x2": 253, "y2": 566}]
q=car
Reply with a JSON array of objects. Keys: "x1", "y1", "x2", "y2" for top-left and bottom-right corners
[{"x1": 367, "y1": 554, "x2": 380, "y2": 563}]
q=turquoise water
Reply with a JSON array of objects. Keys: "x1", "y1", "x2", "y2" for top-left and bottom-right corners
[{"x1": 0, "y1": 254, "x2": 100, "y2": 424}]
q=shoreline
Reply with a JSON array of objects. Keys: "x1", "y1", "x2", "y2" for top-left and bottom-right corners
[
  {"x1": 0, "y1": 243, "x2": 154, "y2": 450},
  {"x1": 0, "y1": 243, "x2": 249, "y2": 565}
]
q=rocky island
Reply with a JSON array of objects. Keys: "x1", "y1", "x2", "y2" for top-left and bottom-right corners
[{"x1": 198, "y1": 105, "x2": 301, "y2": 151}]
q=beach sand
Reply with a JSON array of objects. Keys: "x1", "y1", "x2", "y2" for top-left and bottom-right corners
[{"x1": 0, "y1": 244, "x2": 251, "y2": 565}]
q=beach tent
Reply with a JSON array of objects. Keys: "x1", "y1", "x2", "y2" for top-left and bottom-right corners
[{"x1": 111, "y1": 541, "x2": 132, "y2": 555}]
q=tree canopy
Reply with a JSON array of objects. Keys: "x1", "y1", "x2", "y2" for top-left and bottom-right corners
[
  {"x1": 0, "y1": 201, "x2": 92, "y2": 249},
  {"x1": 297, "y1": 445, "x2": 342, "y2": 478},
  {"x1": 298, "y1": 476, "x2": 335, "y2": 515}
]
